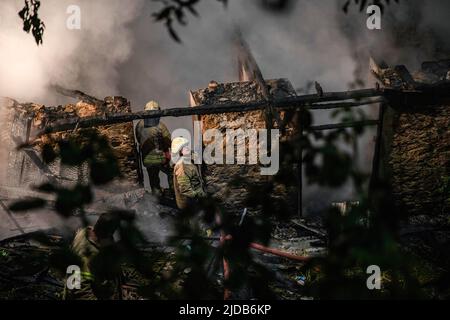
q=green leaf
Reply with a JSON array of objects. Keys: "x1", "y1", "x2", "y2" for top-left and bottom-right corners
[
  {"x1": 42, "y1": 143, "x2": 57, "y2": 163},
  {"x1": 34, "y1": 182, "x2": 57, "y2": 193},
  {"x1": 9, "y1": 198, "x2": 46, "y2": 212}
]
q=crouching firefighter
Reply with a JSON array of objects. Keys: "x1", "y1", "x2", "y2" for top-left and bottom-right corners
[
  {"x1": 171, "y1": 137, "x2": 207, "y2": 210},
  {"x1": 135, "y1": 101, "x2": 173, "y2": 196},
  {"x1": 64, "y1": 212, "x2": 131, "y2": 300}
]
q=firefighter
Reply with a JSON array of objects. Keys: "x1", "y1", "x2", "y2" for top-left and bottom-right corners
[
  {"x1": 65, "y1": 212, "x2": 126, "y2": 300},
  {"x1": 135, "y1": 101, "x2": 172, "y2": 196},
  {"x1": 171, "y1": 137, "x2": 207, "y2": 210}
]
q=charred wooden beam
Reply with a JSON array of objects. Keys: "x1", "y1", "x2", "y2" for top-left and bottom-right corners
[
  {"x1": 369, "y1": 103, "x2": 387, "y2": 194},
  {"x1": 307, "y1": 98, "x2": 385, "y2": 110},
  {"x1": 309, "y1": 120, "x2": 379, "y2": 131},
  {"x1": 0, "y1": 199, "x2": 25, "y2": 234},
  {"x1": 51, "y1": 85, "x2": 104, "y2": 106},
  {"x1": 19, "y1": 118, "x2": 33, "y2": 184},
  {"x1": 234, "y1": 29, "x2": 281, "y2": 133},
  {"x1": 369, "y1": 57, "x2": 389, "y2": 79},
  {"x1": 235, "y1": 29, "x2": 270, "y2": 99},
  {"x1": 38, "y1": 88, "x2": 384, "y2": 136},
  {"x1": 297, "y1": 109, "x2": 304, "y2": 218},
  {"x1": 383, "y1": 85, "x2": 450, "y2": 106},
  {"x1": 291, "y1": 219, "x2": 327, "y2": 239},
  {"x1": 393, "y1": 65, "x2": 418, "y2": 88}
]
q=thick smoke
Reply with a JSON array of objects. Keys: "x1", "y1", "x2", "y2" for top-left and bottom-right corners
[
  {"x1": 339, "y1": 0, "x2": 450, "y2": 82},
  {"x1": 1, "y1": 0, "x2": 450, "y2": 218},
  {"x1": 2, "y1": 1, "x2": 450, "y2": 112},
  {"x1": 0, "y1": 0, "x2": 144, "y2": 103},
  {"x1": 118, "y1": 1, "x2": 357, "y2": 111}
]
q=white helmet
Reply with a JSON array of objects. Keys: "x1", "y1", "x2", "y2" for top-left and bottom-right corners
[{"x1": 171, "y1": 137, "x2": 189, "y2": 154}]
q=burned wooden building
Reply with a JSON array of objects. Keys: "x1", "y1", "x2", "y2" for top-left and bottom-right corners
[
  {"x1": 0, "y1": 96, "x2": 139, "y2": 189},
  {"x1": 0, "y1": 56, "x2": 449, "y2": 220}
]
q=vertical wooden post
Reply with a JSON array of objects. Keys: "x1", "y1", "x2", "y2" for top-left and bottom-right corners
[
  {"x1": 369, "y1": 102, "x2": 386, "y2": 192},
  {"x1": 220, "y1": 231, "x2": 231, "y2": 300},
  {"x1": 19, "y1": 117, "x2": 32, "y2": 185},
  {"x1": 190, "y1": 92, "x2": 205, "y2": 183},
  {"x1": 297, "y1": 109, "x2": 304, "y2": 219}
]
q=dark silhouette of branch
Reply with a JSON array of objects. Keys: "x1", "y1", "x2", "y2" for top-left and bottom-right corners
[
  {"x1": 152, "y1": 0, "x2": 227, "y2": 43},
  {"x1": 342, "y1": 0, "x2": 400, "y2": 14},
  {"x1": 18, "y1": 0, "x2": 45, "y2": 45}
]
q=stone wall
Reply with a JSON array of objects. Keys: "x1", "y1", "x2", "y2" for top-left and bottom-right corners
[
  {"x1": 376, "y1": 60, "x2": 450, "y2": 216},
  {"x1": 382, "y1": 103, "x2": 450, "y2": 216},
  {"x1": 190, "y1": 79, "x2": 299, "y2": 215},
  {"x1": 3, "y1": 97, "x2": 139, "y2": 188}
]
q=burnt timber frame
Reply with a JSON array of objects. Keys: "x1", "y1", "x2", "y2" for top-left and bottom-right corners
[
  {"x1": 36, "y1": 87, "x2": 385, "y2": 220},
  {"x1": 16, "y1": 80, "x2": 450, "y2": 221}
]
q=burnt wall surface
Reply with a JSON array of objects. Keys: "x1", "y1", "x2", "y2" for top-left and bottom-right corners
[
  {"x1": 383, "y1": 104, "x2": 450, "y2": 216},
  {"x1": 190, "y1": 79, "x2": 298, "y2": 215},
  {"x1": 3, "y1": 97, "x2": 138, "y2": 188},
  {"x1": 0, "y1": 98, "x2": 19, "y2": 185},
  {"x1": 377, "y1": 60, "x2": 450, "y2": 216}
]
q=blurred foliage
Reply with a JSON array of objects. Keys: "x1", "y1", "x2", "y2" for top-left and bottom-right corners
[
  {"x1": 18, "y1": 0, "x2": 45, "y2": 45},
  {"x1": 152, "y1": 0, "x2": 228, "y2": 43},
  {"x1": 17, "y1": 0, "x2": 403, "y2": 45},
  {"x1": 152, "y1": 0, "x2": 296, "y2": 42},
  {"x1": 152, "y1": 0, "x2": 402, "y2": 43},
  {"x1": 9, "y1": 130, "x2": 163, "y2": 299},
  {"x1": 294, "y1": 104, "x2": 427, "y2": 299},
  {"x1": 259, "y1": 0, "x2": 296, "y2": 13},
  {"x1": 302, "y1": 200, "x2": 424, "y2": 299},
  {"x1": 342, "y1": 0, "x2": 400, "y2": 14}
]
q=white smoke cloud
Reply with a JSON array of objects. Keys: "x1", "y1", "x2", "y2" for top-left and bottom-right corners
[
  {"x1": 2, "y1": 1, "x2": 449, "y2": 108},
  {"x1": 117, "y1": 1, "x2": 357, "y2": 111},
  {"x1": 0, "y1": 0, "x2": 144, "y2": 103},
  {"x1": 339, "y1": 0, "x2": 450, "y2": 80}
]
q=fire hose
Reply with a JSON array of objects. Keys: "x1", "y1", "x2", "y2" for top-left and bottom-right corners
[
  {"x1": 174, "y1": 211, "x2": 313, "y2": 299},
  {"x1": 219, "y1": 233, "x2": 311, "y2": 300}
]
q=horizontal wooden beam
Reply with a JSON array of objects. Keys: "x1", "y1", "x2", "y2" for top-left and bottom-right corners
[
  {"x1": 51, "y1": 85, "x2": 104, "y2": 106},
  {"x1": 307, "y1": 98, "x2": 385, "y2": 110},
  {"x1": 310, "y1": 120, "x2": 379, "y2": 131},
  {"x1": 38, "y1": 88, "x2": 384, "y2": 136}
]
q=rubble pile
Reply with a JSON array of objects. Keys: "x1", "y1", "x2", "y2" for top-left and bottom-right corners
[
  {"x1": 0, "y1": 232, "x2": 175, "y2": 300},
  {"x1": 0, "y1": 234, "x2": 65, "y2": 300}
]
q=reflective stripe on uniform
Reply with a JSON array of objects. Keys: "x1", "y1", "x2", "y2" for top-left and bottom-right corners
[{"x1": 81, "y1": 271, "x2": 94, "y2": 281}]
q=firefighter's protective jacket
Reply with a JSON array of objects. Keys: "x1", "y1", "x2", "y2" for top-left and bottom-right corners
[
  {"x1": 173, "y1": 156, "x2": 206, "y2": 210},
  {"x1": 135, "y1": 120, "x2": 171, "y2": 162},
  {"x1": 66, "y1": 227, "x2": 121, "y2": 300},
  {"x1": 71, "y1": 226, "x2": 99, "y2": 277}
]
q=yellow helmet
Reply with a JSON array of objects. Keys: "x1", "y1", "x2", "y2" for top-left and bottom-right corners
[
  {"x1": 171, "y1": 137, "x2": 189, "y2": 154},
  {"x1": 145, "y1": 100, "x2": 160, "y2": 111}
]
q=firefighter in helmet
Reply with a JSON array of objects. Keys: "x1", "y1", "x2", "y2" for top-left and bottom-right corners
[
  {"x1": 135, "y1": 101, "x2": 172, "y2": 196},
  {"x1": 171, "y1": 137, "x2": 207, "y2": 210},
  {"x1": 65, "y1": 212, "x2": 128, "y2": 300}
]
